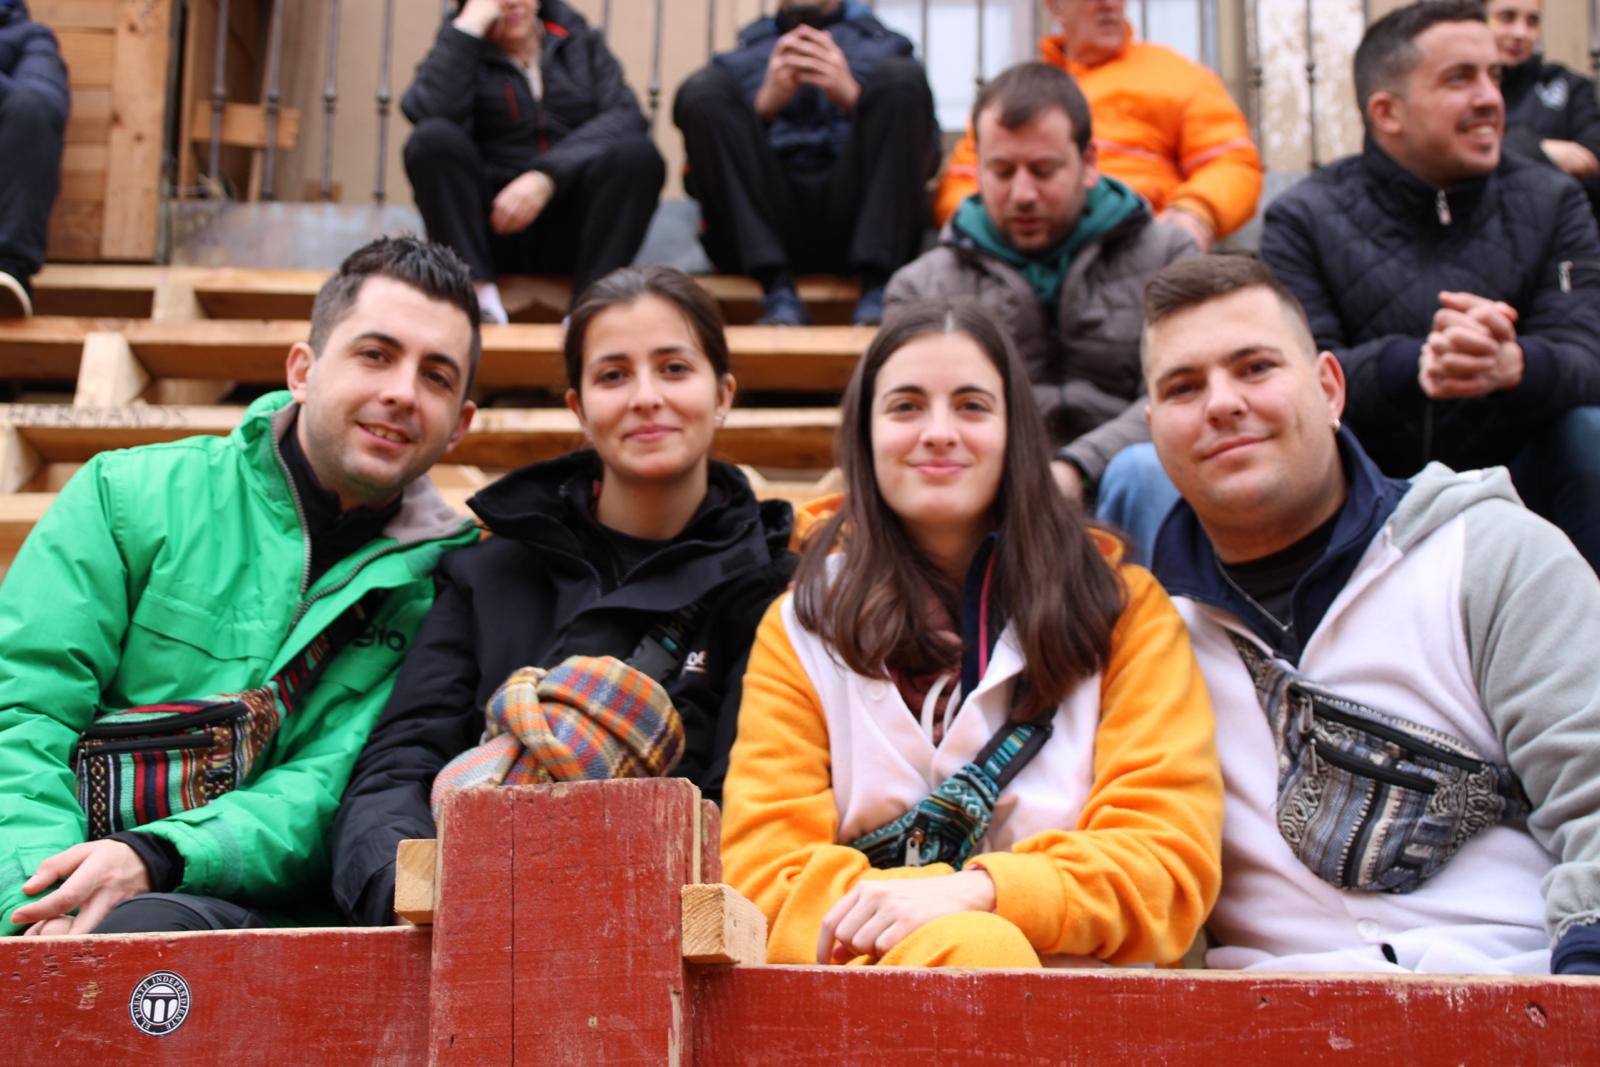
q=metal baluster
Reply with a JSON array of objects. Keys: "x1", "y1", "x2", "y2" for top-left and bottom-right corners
[
  {"x1": 261, "y1": 0, "x2": 286, "y2": 200},
  {"x1": 649, "y1": 0, "x2": 665, "y2": 124},
  {"x1": 976, "y1": 0, "x2": 986, "y2": 86},
  {"x1": 1031, "y1": 0, "x2": 1041, "y2": 51},
  {"x1": 441, "y1": 0, "x2": 452, "y2": 21},
  {"x1": 1591, "y1": 0, "x2": 1600, "y2": 78},
  {"x1": 602, "y1": 0, "x2": 612, "y2": 38},
  {"x1": 320, "y1": 0, "x2": 341, "y2": 201},
  {"x1": 1200, "y1": 0, "x2": 1218, "y2": 72},
  {"x1": 1138, "y1": 0, "x2": 1148, "y2": 41},
  {"x1": 1305, "y1": 0, "x2": 1319, "y2": 168},
  {"x1": 375, "y1": 0, "x2": 395, "y2": 204},
  {"x1": 1246, "y1": 0, "x2": 1264, "y2": 153},
  {"x1": 920, "y1": 0, "x2": 930, "y2": 61},
  {"x1": 207, "y1": 0, "x2": 231, "y2": 192},
  {"x1": 707, "y1": 0, "x2": 717, "y2": 60}
]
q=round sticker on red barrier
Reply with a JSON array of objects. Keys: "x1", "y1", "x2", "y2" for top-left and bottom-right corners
[{"x1": 129, "y1": 971, "x2": 191, "y2": 1036}]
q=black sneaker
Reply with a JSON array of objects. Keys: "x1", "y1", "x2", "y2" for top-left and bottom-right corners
[
  {"x1": 0, "y1": 272, "x2": 31, "y2": 318},
  {"x1": 755, "y1": 285, "x2": 812, "y2": 326}
]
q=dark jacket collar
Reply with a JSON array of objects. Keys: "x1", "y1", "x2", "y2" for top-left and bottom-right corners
[
  {"x1": 1361, "y1": 136, "x2": 1493, "y2": 228},
  {"x1": 1499, "y1": 53, "x2": 1548, "y2": 97},
  {"x1": 1151, "y1": 429, "x2": 1411, "y2": 661}
]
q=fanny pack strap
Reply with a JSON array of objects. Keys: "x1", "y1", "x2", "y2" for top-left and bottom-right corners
[
  {"x1": 847, "y1": 713, "x2": 1052, "y2": 870},
  {"x1": 269, "y1": 589, "x2": 387, "y2": 712},
  {"x1": 625, "y1": 596, "x2": 713, "y2": 683}
]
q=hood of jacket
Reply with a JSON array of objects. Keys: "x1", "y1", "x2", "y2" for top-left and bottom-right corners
[
  {"x1": 466, "y1": 449, "x2": 793, "y2": 584},
  {"x1": 736, "y1": 0, "x2": 881, "y2": 47}
]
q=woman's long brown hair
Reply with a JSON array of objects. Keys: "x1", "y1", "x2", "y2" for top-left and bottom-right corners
[{"x1": 793, "y1": 300, "x2": 1125, "y2": 721}]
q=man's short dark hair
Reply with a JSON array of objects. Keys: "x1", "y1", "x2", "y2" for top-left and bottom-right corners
[
  {"x1": 970, "y1": 61, "x2": 1093, "y2": 155},
  {"x1": 1353, "y1": 0, "x2": 1488, "y2": 122},
  {"x1": 308, "y1": 234, "x2": 483, "y2": 396},
  {"x1": 1143, "y1": 254, "x2": 1315, "y2": 350}
]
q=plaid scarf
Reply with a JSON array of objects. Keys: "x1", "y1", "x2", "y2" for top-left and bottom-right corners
[{"x1": 430, "y1": 655, "x2": 684, "y2": 818}]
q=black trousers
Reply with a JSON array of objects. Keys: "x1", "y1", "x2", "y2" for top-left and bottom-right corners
[
  {"x1": 0, "y1": 87, "x2": 65, "y2": 286},
  {"x1": 404, "y1": 118, "x2": 666, "y2": 301},
  {"x1": 673, "y1": 58, "x2": 936, "y2": 279},
  {"x1": 95, "y1": 892, "x2": 265, "y2": 933}
]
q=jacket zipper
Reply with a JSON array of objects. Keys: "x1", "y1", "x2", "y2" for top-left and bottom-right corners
[
  {"x1": 78, "y1": 734, "x2": 216, "y2": 757},
  {"x1": 1435, "y1": 189, "x2": 1452, "y2": 225},
  {"x1": 271, "y1": 423, "x2": 315, "y2": 597}
]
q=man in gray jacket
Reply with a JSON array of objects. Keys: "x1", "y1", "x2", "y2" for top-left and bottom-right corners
[{"x1": 885, "y1": 61, "x2": 1194, "y2": 502}]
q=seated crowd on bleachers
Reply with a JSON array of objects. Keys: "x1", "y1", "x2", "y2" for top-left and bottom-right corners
[{"x1": 1, "y1": 0, "x2": 1598, "y2": 980}]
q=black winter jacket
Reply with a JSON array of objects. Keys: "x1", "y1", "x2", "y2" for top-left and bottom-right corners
[
  {"x1": 0, "y1": 0, "x2": 68, "y2": 124},
  {"x1": 1501, "y1": 55, "x2": 1600, "y2": 214},
  {"x1": 400, "y1": 0, "x2": 647, "y2": 194},
  {"x1": 712, "y1": 0, "x2": 921, "y2": 173},
  {"x1": 331, "y1": 453, "x2": 795, "y2": 926},
  {"x1": 1261, "y1": 139, "x2": 1600, "y2": 475}
]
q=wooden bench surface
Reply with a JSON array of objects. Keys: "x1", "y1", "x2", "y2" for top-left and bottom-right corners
[
  {"x1": 0, "y1": 316, "x2": 870, "y2": 393},
  {"x1": 29, "y1": 265, "x2": 864, "y2": 324}
]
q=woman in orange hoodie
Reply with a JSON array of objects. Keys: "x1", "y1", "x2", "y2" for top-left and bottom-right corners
[{"x1": 720, "y1": 300, "x2": 1222, "y2": 968}]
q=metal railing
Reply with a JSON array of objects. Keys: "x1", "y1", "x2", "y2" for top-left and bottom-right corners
[{"x1": 196, "y1": 0, "x2": 1232, "y2": 206}]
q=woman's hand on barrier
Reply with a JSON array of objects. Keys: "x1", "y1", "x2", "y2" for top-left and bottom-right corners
[
  {"x1": 815, "y1": 868, "x2": 996, "y2": 964},
  {"x1": 11, "y1": 840, "x2": 152, "y2": 935}
]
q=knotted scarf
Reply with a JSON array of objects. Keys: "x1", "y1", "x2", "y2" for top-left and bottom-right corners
[{"x1": 430, "y1": 654, "x2": 685, "y2": 818}]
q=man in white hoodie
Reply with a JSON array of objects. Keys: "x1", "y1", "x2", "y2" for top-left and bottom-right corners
[{"x1": 1139, "y1": 254, "x2": 1600, "y2": 976}]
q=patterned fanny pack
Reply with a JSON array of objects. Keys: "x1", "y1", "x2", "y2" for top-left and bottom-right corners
[
  {"x1": 1230, "y1": 633, "x2": 1529, "y2": 894},
  {"x1": 73, "y1": 593, "x2": 382, "y2": 839},
  {"x1": 848, "y1": 718, "x2": 1052, "y2": 870}
]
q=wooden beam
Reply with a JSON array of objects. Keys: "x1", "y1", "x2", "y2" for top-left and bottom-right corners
[
  {"x1": 102, "y1": 0, "x2": 172, "y2": 260},
  {"x1": 72, "y1": 331, "x2": 150, "y2": 406},
  {"x1": 53, "y1": 29, "x2": 115, "y2": 88},
  {"x1": 188, "y1": 100, "x2": 302, "y2": 150},
  {"x1": 394, "y1": 838, "x2": 438, "y2": 926},
  {"x1": 681, "y1": 884, "x2": 766, "y2": 966},
  {"x1": 32, "y1": 0, "x2": 120, "y2": 30},
  {"x1": 0, "y1": 430, "x2": 43, "y2": 495}
]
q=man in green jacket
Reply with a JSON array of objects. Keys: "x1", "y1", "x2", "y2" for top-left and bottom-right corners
[{"x1": 0, "y1": 235, "x2": 481, "y2": 935}]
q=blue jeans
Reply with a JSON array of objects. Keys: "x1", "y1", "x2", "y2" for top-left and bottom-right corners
[
  {"x1": 1509, "y1": 406, "x2": 1600, "y2": 573},
  {"x1": 1095, "y1": 444, "x2": 1180, "y2": 568}
]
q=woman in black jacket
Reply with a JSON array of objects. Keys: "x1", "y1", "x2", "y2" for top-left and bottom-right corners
[
  {"x1": 1488, "y1": 0, "x2": 1600, "y2": 217},
  {"x1": 331, "y1": 267, "x2": 795, "y2": 926},
  {"x1": 401, "y1": 0, "x2": 664, "y2": 321}
]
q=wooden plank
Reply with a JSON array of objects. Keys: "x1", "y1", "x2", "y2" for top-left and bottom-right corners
[
  {"x1": 430, "y1": 786, "x2": 516, "y2": 1064},
  {"x1": 0, "y1": 429, "x2": 43, "y2": 495},
  {"x1": 691, "y1": 968, "x2": 1600, "y2": 1066},
  {"x1": 31, "y1": 0, "x2": 119, "y2": 30},
  {"x1": 54, "y1": 29, "x2": 114, "y2": 87},
  {"x1": 394, "y1": 838, "x2": 438, "y2": 926},
  {"x1": 188, "y1": 100, "x2": 301, "y2": 150},
  {"x1": 0, "y1": 927, "x2": 431, "y2": 1063},
  {"x1": 29, "y1": 264, "x2": 162, "y2": 318},
  {"x1": 44, "y1": 200, "x2": 105, "y2": 262},
  {"x1": 73, "y1": 330, "x2": 150, "y2": 406},
  {"x1": 681, "y1": 884, "x2": 766, "y2": 966},
  {"x1": 102, "y1": 0, "x2": 172, "y2": 260},
  {"x1": 64, "y1": 87, "x2": 114, "y2": 144},
  {"x1": 508, "y1": 778, "x2": 700, "y2": 1065},
  {"x1": 700, "y1": 799, "x2": 722, "y2": 884},
  {"x1": 0, "y1": 493, "x2": 54, "y2": 575}
]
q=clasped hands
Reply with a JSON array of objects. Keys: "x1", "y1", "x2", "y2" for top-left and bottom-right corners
[
  {"x1": 755, "y1": 24, "x2": 860, "y2": 119},
  {"x1": 815, "y1": 867, "x2": 996, "y2": 964},
  {"x1": 1419, "y1": 290, "x2": 1525, "y2": 400}
]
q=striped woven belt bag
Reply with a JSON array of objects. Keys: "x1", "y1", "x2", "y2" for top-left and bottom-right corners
[
  {"x1": 1230, "y1": 634, "x2": 1530, "y2": 894},
  {"x1": 848, "y1": 719, "x2": 1052, "y2": 870},
  {"x1": 72, "y1": 592, "x2": 382, "y2": 839}
]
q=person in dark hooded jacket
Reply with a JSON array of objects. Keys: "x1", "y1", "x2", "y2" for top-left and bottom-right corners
[
  {"x1": 0, "y1": 0, "x2": 69, "y2": 318},
  {"x1": 331, "y1": 266, "x2": 795, "y2": 926},
  {"x1": 1486, "y1": 0, "x2": 1600, "y2": 219},
  {"x1": 401, "y1": 0, "x2": 663, "y2": 322}
]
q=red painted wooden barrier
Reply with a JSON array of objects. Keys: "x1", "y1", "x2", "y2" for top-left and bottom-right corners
[{"x1": 2, "y1": 778, "x2": 1596, "y2": 1065}]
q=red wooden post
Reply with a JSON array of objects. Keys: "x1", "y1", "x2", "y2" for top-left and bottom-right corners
[{"x1": 428, "y1": 778, "x2": 702, "y2": 1065}]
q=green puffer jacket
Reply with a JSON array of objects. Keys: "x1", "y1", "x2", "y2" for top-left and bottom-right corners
[{"x1": 0, "y1": 391, "x2": 478, "y2": 934}]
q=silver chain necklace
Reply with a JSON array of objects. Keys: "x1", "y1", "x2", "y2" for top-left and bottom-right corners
[{"x1": 1214, "y1": 559, "x2": 1294, "y2": 636}]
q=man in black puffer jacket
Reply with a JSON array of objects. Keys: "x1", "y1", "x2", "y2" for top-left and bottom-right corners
[
  {"x1": 402, "y1": 0, "x2": 663, "y2": 321},
  {"x1": 0, "y1": 0, "x2": 69, "y2": 318},
  {"x1": 673, "y1": 1, "x2": 937, "y2": 326},
  {"x1": 1262, "y1": 0, "x2": 1600, "y2": 571}
]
